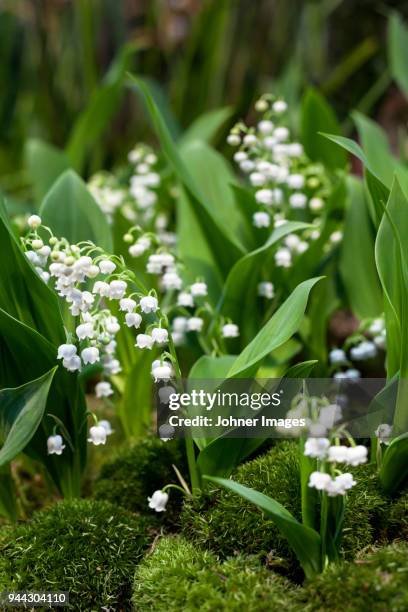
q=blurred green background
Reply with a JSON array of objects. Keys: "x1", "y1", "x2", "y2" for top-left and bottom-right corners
[{"x1": 1, "y1": 0, "x2": 408, "y2": 198}]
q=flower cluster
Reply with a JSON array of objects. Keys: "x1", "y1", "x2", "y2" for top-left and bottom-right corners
[
  {"x1": 329, "y1": 316, "x2": 386, "y2": 379},
  {"x1": 23, "y1": 214, "x2": 176, "y2": 403},
  {"x1": 227, "y1": 94, "x2": 340, "y2": 267},
  {"x1": 124, "y1": 229, "x2": 240, "y2": 349},
  {"x1": 305, "y1": 437, "x2": 367, "y2": 496},
  {"x1": 88, "y1": 143, "x2": 167, "y2": 231}
]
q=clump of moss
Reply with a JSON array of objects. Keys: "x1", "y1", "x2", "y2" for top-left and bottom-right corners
[
  {"x1": 387, "y1": 490, "x2": 408, "y2": 541},
  {"x1": 0, "y1": 499, "x2": 153, "y2": 611},
  {"x1": 133, "y1": 535, "x2": 300, "y2": 611},
  {"x1": 300, "y1": 543, "x2": 408, "y2": 611},
  {"x1": 93, "y1": 436, "x2": 187, "y2": 525},
  {"x1": 181, "y1": 441, "x2": 302, "y2": 575},
  {"x1": 341, "y1": 463, "x2": 388, "y2": 556},
  {"x1": 181, "y1": 442, "x2": 387, "y2": 575}
]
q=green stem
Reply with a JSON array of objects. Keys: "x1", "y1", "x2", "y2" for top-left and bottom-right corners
[
  {"x1": 320, "y1": 492, "x2": 329, "y2": 569},
  {"x1": 167, "y1": 333, "x2": 200, "y2": 493}
]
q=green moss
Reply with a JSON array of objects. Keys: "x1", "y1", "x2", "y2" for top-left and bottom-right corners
[
  {"x1": 181, "y1": 442, "x2": 387, "y2": 575},
  {"x1": 300, "y1": 543, "x2": 408, "y2": 611},
  {"x1": 341, "y1": 463, "x2": 388, "y2": 556},
  {"x1": 93, "y1": 436, "x2": 187, "y2": 526},
  {"x1": 133, "y1": 535, "x2": 300, "y2": 611},
  {"x1": 387, "y1": 490, "x2": 408, "y2": 541},
  {"x1": 0, "y1": 499, "x2": 153, "y2": 611}
]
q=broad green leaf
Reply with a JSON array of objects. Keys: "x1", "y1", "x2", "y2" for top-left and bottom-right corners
[
  {"x1": 177, "y1": 190, "x2": 224, "y2": 301},
  {"x1": 205, "y1": 476, "x2": 322, "y2": 578},
  {"x1": 129, "y1": 74, "x2": 244, "y2": 275},
  {"x1": 352, "y1": 111, "x2": 395, "y2": 187},
  {"x1": 305, "y1": 272, "x2": 338, "y2": 372},
  {"x1": 365, "y1": 170, "x2": 390, "y2": 228},
  {"x1": 340, "y1": 177, "x2": 382, "y2": 318},
  {"x1": 40, "y1": 170, "x2": 113, "y2": 251},
  {"x1": 375, "y1": 179, "x2": 408, "y2": 379},
  {"x1": 189, "y1": 355, "x2": 237, "y2": 379},
  {"x1": 118, "y1": 351, "x2": 155, "y2": 437},
  {"x1": 375, "y1": 179, "x2": 408, "y2": 430},
  {"x1": 227, "y1": 277, "x2": 323, "y2": 378},
  {"x1": 301, "y1": 89, "x2": 346, "y2": 170},
  {"x1": 137, "y1": 76, "x2": 181, "y2": 141},
  {"x1": 0, "y1": 198, "x2": 64, "y2": 347},
  {"x1": 197, "y1": 437, "x2": 265, "y2": 479},
  {"x1": 25, "y1": 139, "x2": 70, "y2": 204},
  {"x1": 0, "y1": 308, "x2": 87, "y2": 497},
  {"x1": 388, "y1": 12, "x2": 408, "y2": 98},
  {"x1": 180, "y1": 106, "x2": 233, "y2": 146},
  {"x1": 180, "y1": 140, "x2": 249, "y2": 250},
  {"x1": 66, "y1": 43, "x2": 138, "y2": 172},
  {"x1": 219, "y1": 221, "x2": 310, "y2": 340},
  {"x1": 380, "y1": 433, "x2": 408, "y2": 493},
  {"x1": 283, "y1": 360, "x2": 318, "y2": 378},
  {"x1": 0, "y1": 368, "x2": 56, "y2": 466},
  {"x1": 322, "y1": 132, "x2": 370, "y2": 169}
]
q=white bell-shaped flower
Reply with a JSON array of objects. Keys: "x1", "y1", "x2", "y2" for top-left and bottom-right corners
[
  {"x1": 125, "y1": 312, "x2": 142, "y2": 329},
  {"x1": 187, "y1": 317, "x2": 204, "y2": 332},
  {"x1": 47, "y1": 434, "x2": 65, "y2": 455},
  {"x1": 140, "y1": 295, "x2": 159, "y2": 313},
  {"x1": 95, "y1": 381, "x2": 113, "y2": 398},
  {"x1": 222, "y1": 323, "x2": 239, "y2": 338},
  {"x1": 76, "y1": 322, "x2": 95, "y2": 340},
  {"x1": 109, "y1": 280, "x2": 127, "y2": 299},
  {"x1": 148, "y1": 490, "x2": 169, "y2": 512},
  {"x1": 62, "y1": 355, "x2": 81, "y2": 372},
  {"x1": 87, "y1": 424, "x2": 107, "y2": 446},
  {"x1": 119, "y1": 297, "x2": 136, "y2": 312},
  {"x1": 28, "y1": 214, "x2": 42, "y2": 229},
  {"x1": 151, "y1": 327, "x2": 169, "y2": 345},
  {"x1": 190, "y1": 282, "x2": 207, "y2": 297},
  {"x1": 57, "y1": 344, "x2": 77, "y2": 360},
  {"x1": 135, "y1": 333, "x2": 154, "y2": 349},
  {"x1": 99, "y1": 259, "x2": 116, "y2": 274},
  {"x1": 81, "y1": 347, "x2": 100, "y2": 365}
]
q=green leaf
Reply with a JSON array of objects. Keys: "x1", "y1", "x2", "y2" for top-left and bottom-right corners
[
  {"x1": 301, "y1": 89, "x2": 346, "y2": 169},
  {"x1": 118, "y1": 351, "x2": 154, "y2": 438},
  {"x1": 180, "y1": 106, "x2": 233, "y2": 146},
  {"x1": 189, "y1": 355, "x2": 237, "y2": 379},
  {"x1": 380, "y1": 433, "x2": 408, "y2": 494},
  {"x1": 322, "y1": 132, "x2": 370, "y2": 169},
  {"x1": 176, "y1": 190, "x2": 224, "y2": 302},
  {"x1": 128, "y1": 74, "x2": 244, "y2": 277},
  {"x1": 388, "y1": 12, "x2": 408, "y2": 98},
  {"x1": 205, "y1": 475, "x2": 322, "y2": 578},
  {"x1": 66, "y1": 43, "x2": 138, "y2": 172},
  {"x1": 197, "y1": 437, "x2": 265, "y2": 479},
  {"x1": 227, "y1": 277, "x2": 323, "y2": 378},
  {"x1": 340, "y1": 177, "x2": 383, "y2": 318},
  {"x1": 0, "y1": 368, "x2": 56, "y2": 466},
  {"x1": 40, "y1": 170, "x2": 113, "y2": 251},
  {"x1": 365, "y1": 170, "x2": 390, "y2": 228},
  {"x1": 375, "y1": 179, "x2": 408, "y2": 380},
  {"x1": 0, "y1": 198, "x2": 64, "y2": 346},
  {"x1": 352, "y1": 111, "x2": 396, "y2": 187},
  {"x1": 219, "y1": 221, "x2": 310, "y2": 340},
  {"x1": 180, "y1": 140, "x2": 250, "y2": 251},
  {"x1": 25, "y1": 139, "x2": 70, "y2": 204},
  {"x1": 0, "y1": 308, "x2": 87, "y2": 497}
]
